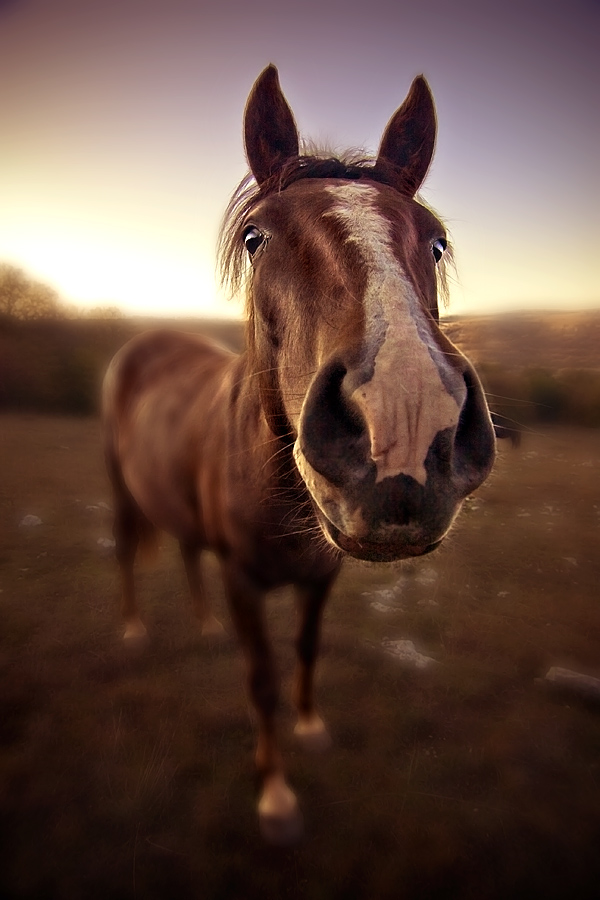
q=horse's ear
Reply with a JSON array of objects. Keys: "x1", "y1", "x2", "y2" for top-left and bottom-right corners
[
  {"x1": 244, "y1": 65, "x2": 300, "y2": 185},
  {"x1": 376, "y1": 76, "x2": 437, "y2": 196}
]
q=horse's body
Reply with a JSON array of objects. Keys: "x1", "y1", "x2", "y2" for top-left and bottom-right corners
[
  {"x1": 103, "y1": 65, "x2": 497, "y2": 843},
  {"x1": 104, "y1": 327, "x2": 339, "y2": 590}
]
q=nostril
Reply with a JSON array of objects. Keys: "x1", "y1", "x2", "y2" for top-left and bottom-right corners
[
  {"x1": 299, "y1": 358, "x2": 372, "y2": 487},
  {"x1": 453, "y1": 367, "x2": 496, "y2": 485},
  {"x1": 312, "y1": 361, "x2": 356, "y2": 432}
]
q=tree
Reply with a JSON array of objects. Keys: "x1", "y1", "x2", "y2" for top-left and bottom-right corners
[
  {"x1": 87, "y1": 305, "x2": 124, "y2": 318},
  {"x1": 0, "y1": 263, "x2": 62, "y2": 319}
]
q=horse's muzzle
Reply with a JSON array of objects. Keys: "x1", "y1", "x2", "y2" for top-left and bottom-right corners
[
  {"x1": 318, "y1": 512, "x2": 445, "y2": 562},
  {"x1": 293, "y1": 351, "x2": 496, "y2": 559}
]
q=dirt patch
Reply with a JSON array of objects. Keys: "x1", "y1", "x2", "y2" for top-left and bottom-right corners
[{"x1": 1, "y1": 415, "x2": 599, "y2": 899}]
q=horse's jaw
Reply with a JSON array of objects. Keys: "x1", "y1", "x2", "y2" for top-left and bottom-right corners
[
  {"x1": 293, "y1": 439, "x2": 463, "y2": 563},
  {"x1": 319, "y1": 516, "x2": 445, "y2": 563}
]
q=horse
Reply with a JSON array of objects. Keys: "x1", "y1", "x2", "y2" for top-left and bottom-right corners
[{"x1": 102, "y1": 64, "x2": 497, "y2": 845}]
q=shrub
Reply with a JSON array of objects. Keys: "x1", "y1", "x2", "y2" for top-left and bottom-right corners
[{"x1": 557, "y1": 369, "x2": 600, "y2": 427}]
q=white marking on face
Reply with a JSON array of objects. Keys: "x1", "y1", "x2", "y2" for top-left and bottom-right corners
[{"x1": 324, "y1": 183, "x2": 463, "y2": 486}]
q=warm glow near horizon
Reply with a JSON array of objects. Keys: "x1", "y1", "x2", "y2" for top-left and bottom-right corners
[
  {"x1": 0, "y1": 224, "x2": 243, "y2": 319},
  {"x1": 1, "y1": 203, "x2": 597, "y2": 321},
  {"x1": 1, "y1": 0, "x2": 598, "y2": 321}
]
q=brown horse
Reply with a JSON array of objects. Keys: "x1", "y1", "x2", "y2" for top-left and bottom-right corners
[{"x1": 102, "y1": 65, "x2": 497, "y2": 844}]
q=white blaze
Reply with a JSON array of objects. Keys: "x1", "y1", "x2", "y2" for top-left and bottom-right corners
[{"x1": 325, "y1": 183, "x2": 462, "y2": 486}]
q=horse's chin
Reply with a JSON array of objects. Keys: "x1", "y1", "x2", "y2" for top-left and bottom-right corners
[{"x1": 315, "y1": 512, "x2": 443, "y2": 563}]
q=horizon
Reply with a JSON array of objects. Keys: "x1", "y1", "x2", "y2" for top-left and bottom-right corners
[
  {"x1": 119, "y1": 304, "x2": 600, "y2": 321},
  {"x1": 52, "y1": 303, "x2": 600, "y2": 325}
]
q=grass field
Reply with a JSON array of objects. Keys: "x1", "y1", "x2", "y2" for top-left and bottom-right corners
[{"x1": 1, "y1": 414, "x2": 599, "y2": 899}]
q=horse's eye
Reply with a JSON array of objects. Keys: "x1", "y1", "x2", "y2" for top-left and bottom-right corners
[
  {"x1": 432, "y1": 238, "x2": 447, "y2": 264},
  {"x1": 243, "y1": 226, "x2": 265, "y2": 256}
]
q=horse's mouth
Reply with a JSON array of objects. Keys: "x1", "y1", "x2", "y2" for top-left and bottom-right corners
[{"x1": 316, "y1": 512, "x2": 443, "y2": 562}]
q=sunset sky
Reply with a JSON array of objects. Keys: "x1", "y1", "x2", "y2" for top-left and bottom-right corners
[{"x1": 1, "y1": 0, "x2": 598, "y2": 319}]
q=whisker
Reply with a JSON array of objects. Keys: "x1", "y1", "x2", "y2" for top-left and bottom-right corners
[{"x1": 484, "y1": 391, "x2": 535, "y2": 406}]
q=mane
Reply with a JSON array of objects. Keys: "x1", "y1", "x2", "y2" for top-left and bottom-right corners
[{"x1": 217, "y1": 147, "x2": 453, "y2": 310}]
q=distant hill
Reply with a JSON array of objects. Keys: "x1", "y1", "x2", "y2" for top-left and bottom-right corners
[
  {"x1": 151, "y1": 308, "x2": 600, "y2": 371},
  {"x1": 441, "y1": 309, "x2": 600, "y2": 371},
  {"x1": 1, "y1": 308, "x2": 599, "y2": 421}
]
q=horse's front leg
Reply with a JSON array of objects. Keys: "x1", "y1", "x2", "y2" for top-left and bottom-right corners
[
  {"x1": 221, "y1": 562, "x2": 303, "y2": 846},
  {"x1": 113, "y1": 502, "x2": 147, "y2": 644},
  {"x1": 179, "y1": 540, "x2": 225, "y2": 636},
  {"x1": 292, "y1": 572, "x2": 338, "y2": 751}
]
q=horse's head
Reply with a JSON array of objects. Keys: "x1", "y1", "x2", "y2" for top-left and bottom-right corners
[{"x1": 223, "y1": 65, "x2": 496, "y2": 562}]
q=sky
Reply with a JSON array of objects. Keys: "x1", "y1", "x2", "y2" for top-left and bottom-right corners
[{"x1": 0, "y1": 0, "x2": 598, "y2": 319}]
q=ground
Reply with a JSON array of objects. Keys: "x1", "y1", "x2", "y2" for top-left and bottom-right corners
[{"x1": 1, "y1": 414, "x2": 599, "y2": 899}]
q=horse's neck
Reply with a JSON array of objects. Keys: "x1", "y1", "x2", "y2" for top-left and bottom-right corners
[
  {"x1": 215, "y1": 352, "x2": 338, "y2": 582},
  {"x1": 224, "y1": 352, "x2": 307, "y2": 508}
]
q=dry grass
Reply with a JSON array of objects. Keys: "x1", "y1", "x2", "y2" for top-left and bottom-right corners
[{"x1": 1, "y1": 414, "x2": 599, "y2": 899}]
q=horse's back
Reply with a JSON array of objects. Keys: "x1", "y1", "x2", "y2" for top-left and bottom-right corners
[
  {"x1": 103, "y1": 329, "x2": 234, "y2": 421},
  {"x1": 102, "y1": 329, "x2": 236, "y2": 540}
]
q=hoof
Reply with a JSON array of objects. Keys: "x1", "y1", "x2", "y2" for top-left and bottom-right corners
[
  {"x1": 123, "y1": 618, "x2": 148, "y2": 649},
  {"x1": 258, "y1": 775, "x2": 303, "y2": 846},
  {"x1": 201, "y1": 615, "x2": 226, "y2": 638},
  {"x1": 259, "y1": 807, "x2": 304, "y2": 846},
  {"x1": 294, "y1": 714, "x2": 332, "y2": 753}
]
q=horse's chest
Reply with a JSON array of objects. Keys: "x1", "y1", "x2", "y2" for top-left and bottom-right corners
[{"x1": 230, "y1": 500, "x2": 338, "y2": 586}]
